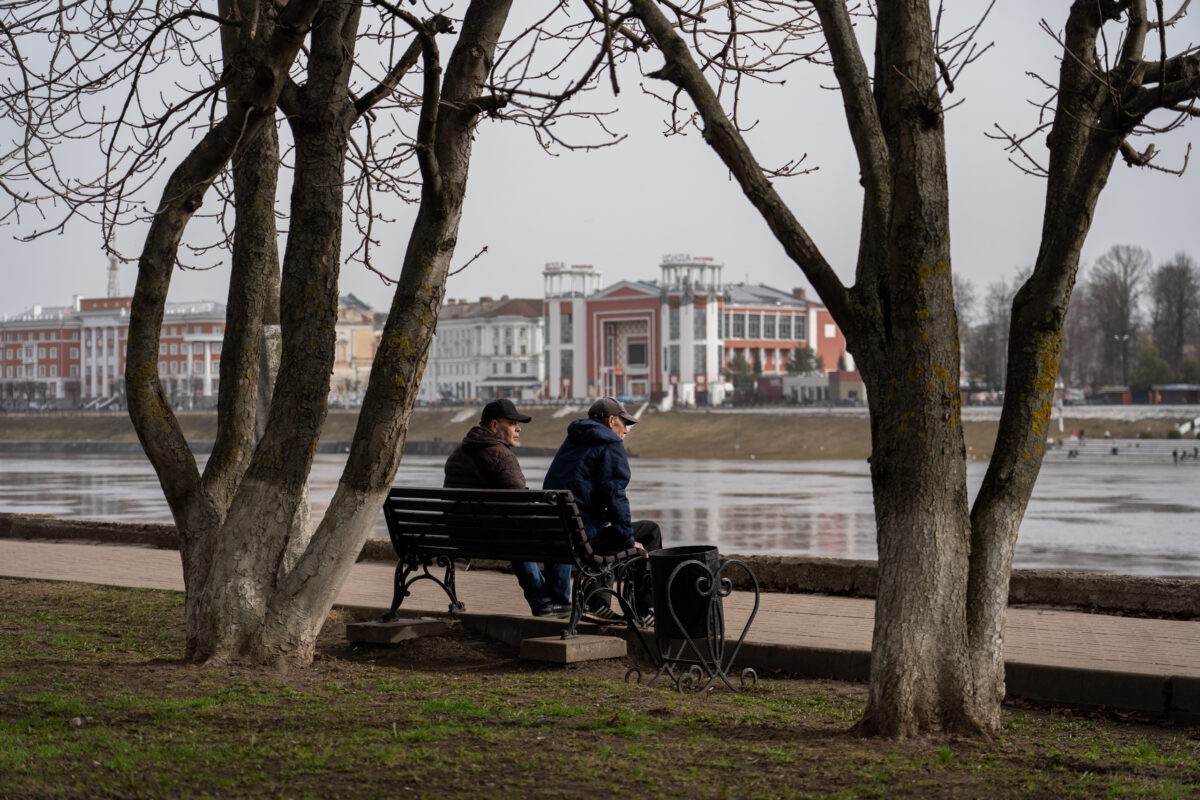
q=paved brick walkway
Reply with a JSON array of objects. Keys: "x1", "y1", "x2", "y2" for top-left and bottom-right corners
[{"x1": 3, "y1": 538, "x2": 1197, "y2": 680}]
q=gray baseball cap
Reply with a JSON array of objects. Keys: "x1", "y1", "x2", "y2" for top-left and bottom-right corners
[{"x1": 588, "y1": 396, "x2": 637, "y2": 426}]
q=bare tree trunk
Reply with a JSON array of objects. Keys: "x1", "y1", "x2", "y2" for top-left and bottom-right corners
[
  {"x1": 194, "y1": 0, "x2": 513, "y2": 666},
  {"x1": 629, "y1": 0, "x2": 1200, "y2": 736},
  {"x1": 123, "y1": 0, "x2": 323, "y2": 660},
  {"x1": 123, "y1": 0, "x2": 514, "y2": 667},
  {"x1": 253, "y1": 1, "x2": 515, "y2": 665}
]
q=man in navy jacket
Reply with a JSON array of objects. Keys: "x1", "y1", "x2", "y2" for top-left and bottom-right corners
[{"x1": 542, "y1": 397, "x2": 661, "y2": 623}]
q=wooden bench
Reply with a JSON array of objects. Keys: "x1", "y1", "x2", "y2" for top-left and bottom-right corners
[{"x1": 381, "y1": 486, "x2": 643, "y2": 638}]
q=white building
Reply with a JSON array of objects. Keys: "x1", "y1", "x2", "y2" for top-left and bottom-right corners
[{"x1": 418, "y1": 296, "x2": 546, "y2": 404}]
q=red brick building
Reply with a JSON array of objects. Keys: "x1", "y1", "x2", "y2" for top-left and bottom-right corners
[
  {"x1": 542, "y1": 256, "x2": 849, "y2": 406},
  {"x1": 1, "y1": 295, "x2": 225, "y2": 410}
]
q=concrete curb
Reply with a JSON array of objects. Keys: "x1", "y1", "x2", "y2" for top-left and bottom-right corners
[
  {"x1": 1006, "y1": 664, "x2": 1200, "y2": 724},
  {"x1": 5, "y1": 512, "x2": 1196, "y2": 619}
]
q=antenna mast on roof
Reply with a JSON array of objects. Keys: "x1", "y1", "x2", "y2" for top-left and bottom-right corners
[{"x1": 107, "y1": 257, "x2": 120, "y2": 297}]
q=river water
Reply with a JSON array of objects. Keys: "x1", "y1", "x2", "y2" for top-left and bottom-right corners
[{"x1": 2, "y1": 451, "x2": 1197, "y2": 577}]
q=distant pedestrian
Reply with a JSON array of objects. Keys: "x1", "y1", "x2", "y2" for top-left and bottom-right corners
[{"x1": 1173, "y1": 449, "x2": 1179, "y2": 464}]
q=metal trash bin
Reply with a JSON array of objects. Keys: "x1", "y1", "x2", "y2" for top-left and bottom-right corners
[{"x1": 649, "y1": 545, "x2": 720, "y2": 642}]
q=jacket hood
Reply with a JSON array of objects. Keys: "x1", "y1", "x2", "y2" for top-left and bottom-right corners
[{"x1": 566, "y1": 417, "x2": 621, "y2": 446}]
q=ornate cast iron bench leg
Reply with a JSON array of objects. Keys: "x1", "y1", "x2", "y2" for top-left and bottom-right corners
[{"x1": 380, "y1": 552, "x2": 464, "y2": 622}]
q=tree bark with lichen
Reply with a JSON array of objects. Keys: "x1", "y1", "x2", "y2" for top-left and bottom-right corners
[
  {"x1": 629, "y1": 0, "x2": 1200, "y2": 736},
  {"x1": 124, "y1": 0, "x2": 514, "y2": 667}
]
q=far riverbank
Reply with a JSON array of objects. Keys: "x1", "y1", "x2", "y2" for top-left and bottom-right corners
[{"x1": 1, "y1": 405, "x2": 1197, "y2": 461}]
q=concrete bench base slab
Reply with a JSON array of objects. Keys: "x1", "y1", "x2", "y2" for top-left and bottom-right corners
[
  {"x1": 520, "y1": 634, "x2": 627, "y2": 663},
  {"x1": 346, "y1": 617, "x2": 449, "y2": 645}
]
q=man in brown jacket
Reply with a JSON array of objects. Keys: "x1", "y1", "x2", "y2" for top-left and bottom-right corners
[{"x1": 443, "y1": 398, "x2": 572, "y2": 617}]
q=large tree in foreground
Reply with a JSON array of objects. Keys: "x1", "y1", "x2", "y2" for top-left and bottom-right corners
[
  {"x1": 2, "y1": 0, "x2": 521, "y2": 666},
  {"x1": 137, "y1": 0, "x2": 519, "y2": 665},
  {"x1": 620, "y1": 0, "x2": 1200, "y2": 736}
]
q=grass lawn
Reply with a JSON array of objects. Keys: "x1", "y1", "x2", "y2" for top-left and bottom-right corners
[{"x1": 0, "y1": 577, "x2": 1197, "y2": 798}]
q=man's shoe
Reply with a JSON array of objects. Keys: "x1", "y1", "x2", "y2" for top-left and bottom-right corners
[
  {"x1": 582, "y1": 606, "x2": 623, "y2": 625},
  {"x1": 532, "y1": 602, "x2": 571, "y2": 618}
]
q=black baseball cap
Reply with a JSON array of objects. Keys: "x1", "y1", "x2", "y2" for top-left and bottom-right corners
[
  {"x1": 481, "y1": 398, "x2": 531, "y2": 424},
  {"x1": 588, "y1": 396, "x2": 637, "y2": 426}
]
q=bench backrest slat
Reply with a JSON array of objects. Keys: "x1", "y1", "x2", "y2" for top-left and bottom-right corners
[
  {"x1": 383, "y1": 487, "x2": 592, "y2": 568},
  {"x1": 386, "y1": 510, "x2": 569, "y2": 532}
]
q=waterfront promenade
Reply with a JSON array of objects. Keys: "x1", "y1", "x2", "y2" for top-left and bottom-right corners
[{"x1": 2, "y1": 537, "x2": 1198, "y2": 723}]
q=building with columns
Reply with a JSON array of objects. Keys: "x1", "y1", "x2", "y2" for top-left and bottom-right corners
[
  {"x1": 417, "y1": 295, "x2": 546, "y2": 404},
  {"x1": 1, "y1": 294, "x2": 226, "y2": 410},
  {"x1": 541, "y1": 255, "x2": 849, "y2": 407}
]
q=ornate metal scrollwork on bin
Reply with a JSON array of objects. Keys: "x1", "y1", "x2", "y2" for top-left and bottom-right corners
[{"x1": 625, "y1": 552, "x2": 759, "y2": 692}]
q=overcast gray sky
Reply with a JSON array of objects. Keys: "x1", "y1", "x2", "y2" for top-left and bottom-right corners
[{"x1": 3, "y1": 2, "x2": 1198, "y2": 318}]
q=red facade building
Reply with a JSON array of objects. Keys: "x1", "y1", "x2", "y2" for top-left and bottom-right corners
[{"x1": 542, "y1": 255, "x2": 850, "y2": 406}]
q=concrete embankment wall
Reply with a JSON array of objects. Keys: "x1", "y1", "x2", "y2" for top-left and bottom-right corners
[{"x1": 3, "y1": 512, "x2": 1196, "y2": 619}]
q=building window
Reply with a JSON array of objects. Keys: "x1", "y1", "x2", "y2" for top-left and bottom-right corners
[
  {"x1": 505, "y1": 363, "x2": 512, "y2": 374},
  {"x1": 70, "y1": 366, "x2": 78, "y2": 377},
  {"x1": 560, "y1": 349, "x2": 573, "y2": 375},
  {"x1": 732, "y1": 314, "x2": 745, "y2": 338},
  {"x1": 169, "y1": 344, "x2": 178, "y2": 355},
  {"x1": 520, "y1": 362, "x2": 528, "y2": 374},
  {"x1": 50, "y1": 366, "x2": 57, "y2": 377},
  {"x1": 779, "y1": 315, "x2": 792, "y2": 339},
  {"x1": 694, "y1": 345, "x2": 706, "y2": 374},
  {"x1": 70, "y1": 347, "x2": 79, "y2": 359},
  {"x1": 38, "y1": 347, "x2": 46, "y2": 358},
  {"x1": 763, "y1": 316, "x2": 776, "y2": 339},
  {"x1": 37, "y1": 366, "x2": 45, "y2": 377},
  {"x1": 669, "y1": 306, "x2": 680, "y2": 340},
  {"x1": 627, "y1": 341, "x2": 648, "y2": 368},
  {"x1": 561, "y1": 313, "x2": 573, "y2": 344},
  {"x1": 748, "y1": 314, "x2": 761, "y2": 338},
  {"x1": 694, "y1": 310, "x2": 706, "y2": 339},
  {"x1": 668, "y1": 345, "x2": 680, "y2": 374}
]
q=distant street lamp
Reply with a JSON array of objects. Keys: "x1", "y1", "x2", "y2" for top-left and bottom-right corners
[{"x1": 1113, "y1": 333, "x2": 1130, "y2": 386}]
